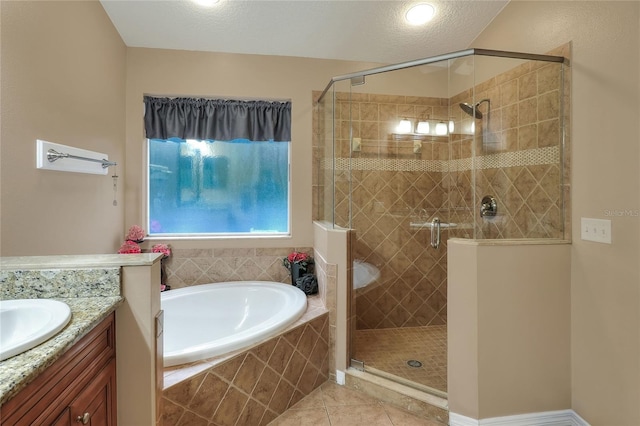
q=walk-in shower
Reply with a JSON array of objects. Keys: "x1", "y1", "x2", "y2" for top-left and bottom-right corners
[{"x1": 313, "y1": 48, "x2": 569, "y2": 398}]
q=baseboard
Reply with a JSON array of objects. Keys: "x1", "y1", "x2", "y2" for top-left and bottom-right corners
[{"x1": 449, "y1": 409, "x2": 590, "y2": 426}]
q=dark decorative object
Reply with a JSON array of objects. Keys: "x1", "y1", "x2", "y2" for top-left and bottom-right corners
[
  {"x1": 283, "y1": 251, "x2": 314, "y2": 285},
  {"x1": 152, "y1": 244, "x2": 172, "y2": 292},
  {"x1": 160, "y1": 262, "x2": 171, "y2": 292},
  {"x1": 295, "y1": 274, "x2": 318, "y2": 295},
  {"x1": 291, "y1": 263, "x2": 305, "y2": 285}
]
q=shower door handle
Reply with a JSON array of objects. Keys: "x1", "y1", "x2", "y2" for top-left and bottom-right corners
[{"x1": 430, "y1": 217, "x2": 441, "y2": 248}]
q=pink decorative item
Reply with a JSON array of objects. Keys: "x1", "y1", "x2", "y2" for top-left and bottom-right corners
[
  {"x1": 152, "y1": 243, "x2": 171, "y2": 259},
  {"x1": 125, "y1": 225, "x2": 146, "y2": 242},
  {"x1": 118, "y1": 240, "x2": 141, "y2": 254}
]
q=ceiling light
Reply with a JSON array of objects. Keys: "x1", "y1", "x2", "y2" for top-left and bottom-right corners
[
  {"x1": 192, "y1": 0, "x2": 220, "y2": 7},
  {"x1": 405, "y1": 4, "x2": 435, "y2": 25}
]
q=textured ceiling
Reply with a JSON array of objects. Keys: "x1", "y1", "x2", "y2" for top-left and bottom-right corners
[{"x1": 100, "y1": 0, "x2": 509, "y2": 64}]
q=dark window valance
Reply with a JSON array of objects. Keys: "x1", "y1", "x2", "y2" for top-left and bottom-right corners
[{"x1": 144, "y1": 96, "x2": 291, "y2": 142}]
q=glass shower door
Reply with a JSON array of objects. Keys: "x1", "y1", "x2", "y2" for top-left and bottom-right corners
[{"x1": 347, "y1": 63, "x2": 453, "y2": 395}]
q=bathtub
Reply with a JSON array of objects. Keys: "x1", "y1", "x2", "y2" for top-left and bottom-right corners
[{"x1": 161, "y1": 281, "x2": 307, "y2": 367}]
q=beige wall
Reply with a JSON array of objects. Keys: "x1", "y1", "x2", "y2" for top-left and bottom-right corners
[
  {"x1": 447, "y1": 241, "x2": 479, "y2": 417},
  {"x1": 448, "y1": 240, "x2": 571, "y2": 419},
  {"x1": 474, "y1": 1, "x2": 640, "y2": 424},
  {"x1": 0, "y1": 1, "x2": 126, "y2": 256},
  {"x1": 126, "y1": 48, "x2": 386, "y2": 250}
]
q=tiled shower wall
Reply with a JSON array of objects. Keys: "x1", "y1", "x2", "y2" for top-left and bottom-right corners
[
  {"x1": 312, "y1": 45, "x2": 569, "y2": 330},
  {"x1": 314, "y1": 93, "x2": 451, "y2": 330},
  {"x1": 449, "y1": 44, "x2": 570, "y2": 240}
]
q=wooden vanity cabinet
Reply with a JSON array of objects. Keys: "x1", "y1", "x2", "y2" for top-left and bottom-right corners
[{"x1": 1, "y1": 313, "x2": 117, "y2": 426}]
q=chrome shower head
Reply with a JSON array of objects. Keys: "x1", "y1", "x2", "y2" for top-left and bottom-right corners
[
  {"x1": 459, "y1": 102, "x2": 482, "y2": 119},
  {"x1": 459, "y1": 99, "x2": 490, "y2": 119}
]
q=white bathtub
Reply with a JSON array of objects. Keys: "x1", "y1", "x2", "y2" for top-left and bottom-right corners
[{"x1": 161, "y1": 281, "x2": 307, "y2": 367}]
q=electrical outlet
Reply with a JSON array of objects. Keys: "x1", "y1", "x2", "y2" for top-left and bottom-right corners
[{"x1": 580, "y1": 218, "x2": 612, "y2": 244}]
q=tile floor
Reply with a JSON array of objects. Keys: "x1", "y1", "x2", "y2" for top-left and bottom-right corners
[
  {"x1": 354, "y1": 325, "x2": 447, "y2": 392},
  {"x1": 269, "y1": 382, "x2": 445, "y2": 425}
]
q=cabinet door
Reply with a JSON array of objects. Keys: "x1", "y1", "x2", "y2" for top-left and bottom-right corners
[
  {"x1": 52, "y1": 408, "x2": 72, "y2": 426},
  {"x1": 69, "y1": 359, "x2": 116, "y2": 426}
]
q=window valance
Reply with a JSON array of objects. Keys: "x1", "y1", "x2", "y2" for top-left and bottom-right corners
[{"x1": 143, "y1": 96, "x2": 291, "y2": 142}]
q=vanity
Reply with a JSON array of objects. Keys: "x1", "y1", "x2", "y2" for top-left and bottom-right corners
[
  {"x1": 0, "y1": 254, "x2": 163, "y2": 426},
  {"x1": 2, "y1": 314, "x2": 116, "y2": 424}
]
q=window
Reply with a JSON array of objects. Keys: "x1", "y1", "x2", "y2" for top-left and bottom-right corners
[
  {"x1": 148, "y1": 138, "x2": 289, "y2": 236},
  {"x1": 143, "y1": 96, "x2": 292, "y2": 237}
]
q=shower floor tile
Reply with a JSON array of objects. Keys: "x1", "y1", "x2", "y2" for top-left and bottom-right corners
[{"x1": 355, "y1": 325, "x2": 447, "y2": 393}]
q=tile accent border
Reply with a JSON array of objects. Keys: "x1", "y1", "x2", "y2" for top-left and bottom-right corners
[
  {"x1": 322, "y1": 145, "x2": 559, "y2": 173},
  {"x1": 331, "y1": 157, "x2": 448, "y2": 172}
]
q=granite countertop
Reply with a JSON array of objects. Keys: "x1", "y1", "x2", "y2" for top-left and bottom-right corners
[{"x1": 0, "y1": 296, "x2": 123, "y2": 405}]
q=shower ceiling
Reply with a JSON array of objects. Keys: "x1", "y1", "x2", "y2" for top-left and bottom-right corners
[{"x1": 99, "y1": 0, "x2": 509, "y2": 64}]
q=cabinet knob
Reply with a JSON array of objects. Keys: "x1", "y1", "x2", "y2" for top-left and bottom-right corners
[{"x1": 76, "y1": 412, "x2": 90, "y2": 424}]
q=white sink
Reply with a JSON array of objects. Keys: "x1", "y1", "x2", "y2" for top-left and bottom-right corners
[{"x1": 0, "y1": 299, "x2": 72, "y2": 361}]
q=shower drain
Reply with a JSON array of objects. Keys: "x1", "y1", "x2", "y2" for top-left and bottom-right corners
[{"x1": 406, "y1": 359, "x2": 423, "y2": 368}]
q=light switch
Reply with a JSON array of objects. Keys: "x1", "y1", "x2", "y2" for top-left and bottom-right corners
[{"x1": 580, "y1": 218, "x2": 612, "y2": 244}]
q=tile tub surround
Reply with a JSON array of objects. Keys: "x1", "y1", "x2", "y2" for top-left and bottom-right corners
[
  {"x1": 312, "y1": 250, "x2": 338, "y2": 381},
  {"x1": 162, "y1": 311, "x2": 330, "y2": 426},
  {"x1": 163, "y1": 247, "x2": 314, "y2": 289}
]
